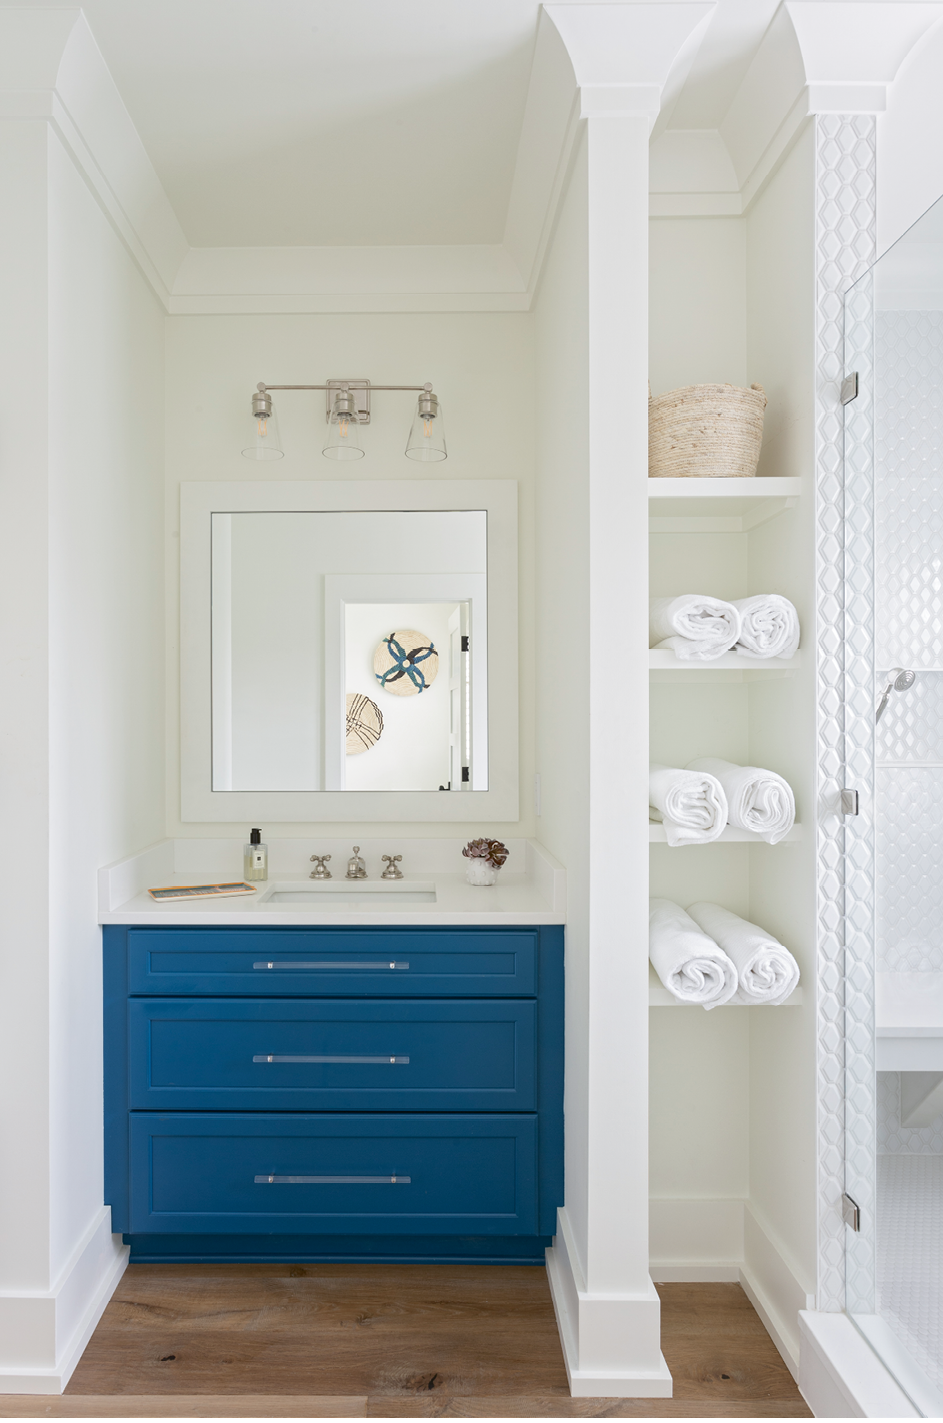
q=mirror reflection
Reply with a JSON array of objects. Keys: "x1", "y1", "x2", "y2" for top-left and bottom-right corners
[{"x1": 211, "y1": 510, "x2": 487, "y2": 792}]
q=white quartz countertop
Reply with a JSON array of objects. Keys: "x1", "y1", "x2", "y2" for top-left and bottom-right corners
[{"x1": 99, "y1": 838, "x2": 566, "y2": 926}]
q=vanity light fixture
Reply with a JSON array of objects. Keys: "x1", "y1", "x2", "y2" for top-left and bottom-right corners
[
  {"x1": 323, "y1": 387, "x2": 364, "y2": 461},
  {"x1": 242, "y1": 379, "x2": 446, "y2": 463},
  {"x1": 242, "y1": 385, "x2": 284, "y2": 461}
]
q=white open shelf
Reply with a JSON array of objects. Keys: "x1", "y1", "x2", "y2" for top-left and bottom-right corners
[
  {"x1": 649, "y1": 477, "x2": 802, "y2": 532},
  {"x1": 649, "y1": 822, "x2": 803, "y2": 844},
  {"x1": 649, "y1": 650, "x2": 801, "y2": 672},
  {"x1": 649, "y1": 963, "x2": 804, "y2": 1006}
]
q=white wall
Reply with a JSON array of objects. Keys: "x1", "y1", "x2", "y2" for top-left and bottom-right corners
[
  {"x1": 649, "y1": 217, "x2": 746, "y2": 395},
  {"x1": 0, "y1": 119, "x2": 164, "y2": 1385},
  {"x1": 47, "y1": 131, "x2": 165, "y2": 1271},
  {"x1": 745, "y1": 125, "x2": 818, "y2": 1321},
  {"x1": 165, "y1": 310, "x2": 535, "y2": 838}
]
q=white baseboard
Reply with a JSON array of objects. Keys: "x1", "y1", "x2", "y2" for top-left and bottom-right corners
[
  {"x1": 546, "y1": 1209, "x2": 672, "y2": 1398},
  {"x1": 650, "y1": 1198, "x2": 745, "y2": 1279},
  {"x1": 0, "y1": 1208, "x2": 128, "y2": 1394},
  {"x1": 651, "y1": 1262, "x2": 741, "y2": 1281},
  {"x1": 649, "y1": 1198, "x2": 814, "y2": 1382},
  {"x1": 799, "y1": 1310, "x2": 919, "y2": 1417}
]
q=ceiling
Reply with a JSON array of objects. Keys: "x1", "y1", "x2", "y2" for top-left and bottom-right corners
[{"x1": 7, "y1": 0, "x2": 871, "y2": 247}]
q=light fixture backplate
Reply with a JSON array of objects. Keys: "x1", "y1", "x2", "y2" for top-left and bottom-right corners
[{"x1": 326, "y1": 379, "x2": 371, "y2": 424}]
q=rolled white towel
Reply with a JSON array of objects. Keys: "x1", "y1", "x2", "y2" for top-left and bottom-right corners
[
  {"x1": 650, "y1": 899, "x2": 738, "y2": 1008},
  {"x1": 650, "y1": 763, "x2": 728, "y2": 846},
  {"x1": 686, "y1": 901, "x2": 800, "y2": 1005},
  {"x1": 650, "y1": 594, "x2": 741, "y2": 661},
  {"x1": 733, "y1": 594, "x2": 800, "y2": 660},
  {"x1": 687, "y1": 757, "x2": 795, "y2": 844}
]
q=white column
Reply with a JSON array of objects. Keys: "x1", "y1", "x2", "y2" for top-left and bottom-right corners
[{"x1": 537, "y1": 3, "x2": 713, "y2": 1395}]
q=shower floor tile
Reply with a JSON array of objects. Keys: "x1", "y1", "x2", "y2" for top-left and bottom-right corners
[{"x1": 878, "y1": 1153, "x2": 943, "y2": 1390}]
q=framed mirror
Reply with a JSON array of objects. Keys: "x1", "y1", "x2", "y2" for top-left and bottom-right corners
[{"x1": 180, "y1": 481, "x2": 517, "y2": 821}]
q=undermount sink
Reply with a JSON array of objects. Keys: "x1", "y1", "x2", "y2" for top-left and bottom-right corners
[{"x1": 260, "y1": 880, "x2": 437, "y2": 905}]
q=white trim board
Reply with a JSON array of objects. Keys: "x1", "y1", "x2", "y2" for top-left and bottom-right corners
[
  {"x1": 799, "y1": 1310, "x2": 920, "y2": 1418},
  {"x1": 179, "y1": 481, "x2": 518, "y2": 823},
  {"x1": 0, "y1": 1209, "x2": 128, "y2": 1395},
  {"x1": 546, "y1": 1210, "x2": 672, "y2": 1398},
  {"x1": 650, "y1": 1200, "x2": 815, "y2": 1379}
]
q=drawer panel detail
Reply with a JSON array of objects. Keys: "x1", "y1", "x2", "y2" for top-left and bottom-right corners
[
  {"x1": 130, "y1": 1113, "x2": 538, "y2": 1236},
  {"x1": 128, "y1": 928, "x2": 537, "y2": 997},
  {"x1": 129, "y1": 998, "x2": 536, "y2": 1111}
]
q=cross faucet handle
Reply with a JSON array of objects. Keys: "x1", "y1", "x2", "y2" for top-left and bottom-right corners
[
  {"x1": 381, "y1": 854, "x2": 404, "y2": 880},
  {"x1": 309, "y1": 854, "x2": 332, "y2": 880}
]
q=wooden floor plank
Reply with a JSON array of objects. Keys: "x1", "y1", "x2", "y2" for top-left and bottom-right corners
[
  {"x1": 0, "y1": 1397, "x2": 365, "y2": 1418},
  {"x1": 656, "y1": 1283, "x2": 804, "y2": 1405},
  {"x1": 51, "y1": 1265, "x2": 810, "y2": 1418},
  {"x1": 367, "y1": 1401, "x2": 812, "y2": 1419}
]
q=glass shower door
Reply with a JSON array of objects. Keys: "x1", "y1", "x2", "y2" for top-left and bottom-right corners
[{"x1": 844, "y1": 192, "x2": 943, "y2": 1416}]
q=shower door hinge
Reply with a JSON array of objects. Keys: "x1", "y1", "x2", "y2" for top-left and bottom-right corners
[
  {"x1": 841, "y1": 788, "x2": 859, "y2": 815},
  {"x1": 840, "y1": 373, "x2": 859, "y2": 405},
  {"x1": 842, "y1": 1193, "x2": 861, "y2": 1231}
]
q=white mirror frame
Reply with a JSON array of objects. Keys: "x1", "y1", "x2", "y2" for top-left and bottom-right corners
[{"x1": 179, "y1": 480, "x2": 518, "y2": 822}]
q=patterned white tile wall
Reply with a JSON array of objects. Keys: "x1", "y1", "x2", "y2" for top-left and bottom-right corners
[
  {"x1": 819, "y1": 113, "x2": 877, "y2": 1314},
  {"x1": 876, "y1": 672, "x2": 943, "y2": 764},
  {"x1": 875, "y1": 311, "x2": 943, "y2": 671},
  {"x1": 877, "y1": 767, "x2": 943, "y2": 972}
]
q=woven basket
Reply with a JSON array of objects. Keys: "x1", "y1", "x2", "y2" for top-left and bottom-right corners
[{"x1": 649, "y1": 382, "x2": 767, "y2": 478}]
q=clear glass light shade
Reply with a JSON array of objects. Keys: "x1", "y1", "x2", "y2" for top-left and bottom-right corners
[
  {"x1": 405, "y1": 392, "x2": 447, "y2": 462},
  {"x1": 242, "y1": 393, "x2": 284, "y2": 461},
  {"x1": 323, "y1": 391, "x2": 364, "y2": 461}
]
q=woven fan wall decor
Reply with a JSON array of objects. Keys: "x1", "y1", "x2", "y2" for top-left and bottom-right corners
[
  {"x1": 346, "y1": 692, "x2": 384, "y2": 754},
  {"x1": 373, "y1": 630, "x2": 439, "y2": 697}
]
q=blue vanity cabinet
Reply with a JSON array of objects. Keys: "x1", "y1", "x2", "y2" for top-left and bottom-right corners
[{"x1": 104, "y1": 923, "x2": 564, "y2": 1264}]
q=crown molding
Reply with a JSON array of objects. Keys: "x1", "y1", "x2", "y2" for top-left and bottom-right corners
[
  {"x1": 504, "y1": 3, "x2": 714, "y2": 292},
  {"x1": 168, "y1": 243, "x2": 529, "y2": 315},
  {"x1": 0, "y1": 8, "x2": 188, "y2": 308},
  {"x1": 652, "y1": 1, "x2": 943, "y2": 218}
]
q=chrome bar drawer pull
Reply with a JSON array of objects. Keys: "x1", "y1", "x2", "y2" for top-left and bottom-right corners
[
  {"x1": 254, "y1": 1174, "x2": 411, "y2": 1185},
  {"x1": 252, "y1": 1054, "x2": 409, "y2": 1064},
  {"x1": 252, "y1": 960, "x2": 409, "y2": 970}
]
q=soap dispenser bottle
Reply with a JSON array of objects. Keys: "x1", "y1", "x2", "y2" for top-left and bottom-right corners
[{"x1": 244, "y1": 828, "x2": 268, "y2": 881}]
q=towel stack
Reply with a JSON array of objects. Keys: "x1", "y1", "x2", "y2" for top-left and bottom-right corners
[
  {"x1": 650, "y1": 593, "x2": 799, "y2": 661},
  {"x1": 650, "y1": 898, "x2": 800, "y2": 1007},
  {"x1": 650, "y1": 760, "x2": 795, "y2": 845}
]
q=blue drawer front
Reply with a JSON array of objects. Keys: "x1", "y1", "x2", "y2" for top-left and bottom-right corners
[
  {"x1": 129, "y1": 998, "x2": 536, "y2": 1111},
  {"x1": 130, "y1": 1113, "x2": 538, "y2": 1236},
  {"x1": 127, "y1": 928, "x2": 537, "y2": 997}
]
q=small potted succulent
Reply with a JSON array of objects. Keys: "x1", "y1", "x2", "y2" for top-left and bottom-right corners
[{"x1": 463, "y1": 837, "x2": 509, "y2": 887}]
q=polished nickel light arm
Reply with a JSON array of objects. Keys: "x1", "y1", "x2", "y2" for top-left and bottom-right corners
[{"x1": 254, "y1": 379, "x2": 435, "y2": 425}]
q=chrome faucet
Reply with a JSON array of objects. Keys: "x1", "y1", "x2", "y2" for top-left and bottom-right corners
[
  {"x1": 345, "y1": 846, "x2": 368, "y2": 880},
  {"x1": 381, "y1": 854, "x2": 404, "y2": 880},
  {"x1": 309, "y1": 854, "x2": 332, "y2": 880}
]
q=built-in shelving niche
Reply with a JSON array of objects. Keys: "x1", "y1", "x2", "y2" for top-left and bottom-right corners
[{"x1": 648, "y1": 476, "x2": 807, "y2": 1010}]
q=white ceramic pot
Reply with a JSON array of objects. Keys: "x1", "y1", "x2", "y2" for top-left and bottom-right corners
[{"x1": 465, "y1": 858, "x2": 499, "y2": 887}]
